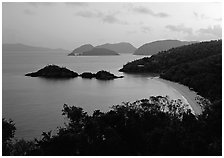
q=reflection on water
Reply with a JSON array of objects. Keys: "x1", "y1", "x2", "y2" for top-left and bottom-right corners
[
  {"x1": 123, "y1": 72, "x2": 159, "y2": 78},
  {"x1": 3, "y1": 51, "x2": 184, "y2": 140},
  {"x1": 38, "y1": 77, "x2": 75, "y2": 83}
]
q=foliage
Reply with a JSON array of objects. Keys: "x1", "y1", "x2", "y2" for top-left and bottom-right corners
[
  {"x1": 2, "y1": 118, "x2": 16, "y2": 155},
  {"x1": 2, "y1": 40, "x2": 222, "y2": 156},
  {"x1": 2, "y1": 118, "x2": 16, "y2": 143},
  {"x1": 161, "y1": 54, "x2": 222, "y2": 101},
  {"x1": 117, "y1": 40, "x2": 222, "y2": 155},
  {"x1": 3, "y1": 95, "x2": 220, "y2": 156},
  {"x1": 120, "y1": 40, "x2": 221, "y2": 73},
  {"x1": 34, "y1": 97, "x2": 221, "y2": 156},
  {"x1": 120, "y1": 40, "x2": 222, "y2": 102},
  {"x1": 25, "y1": 65, "x2": 79, "y2": 78}
]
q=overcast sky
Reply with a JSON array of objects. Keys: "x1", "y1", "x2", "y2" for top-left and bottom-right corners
[{"x1": 2, "y1": 2, "x2": 222, "y2": 50}]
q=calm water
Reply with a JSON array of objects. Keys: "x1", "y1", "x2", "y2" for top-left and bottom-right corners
[{"x1": 3, "y1": 51, "x2": 185, "y2": 140}]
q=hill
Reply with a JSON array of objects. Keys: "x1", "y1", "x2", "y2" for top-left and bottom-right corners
[
  {"x1": 120, "y1": 40, "x2": 222, "y2": 101},
  {"x1": 25, "y1": 65, "x2": 78, "y2": 78},
  {"x1": 68, "y1": 44, "x2": 94, "y2": 56},
  {"x1": 78, "y1": 48, "x2": 119, "y2": 56},
  {"x1": 96, "y1": 42, "x2": 136, "y2": 54},
  {"x1": 134, "y1": 40, "x2": 197, "y2": 55},
  {"x1": 3, "y1": 95, "x2": 221, "y2": 155},
  {"x1": 2, "y1": 43, "x2": 68, "y2": 52}
]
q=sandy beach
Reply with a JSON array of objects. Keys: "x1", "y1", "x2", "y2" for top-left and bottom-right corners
[{"x1": 154, "y1": 77, "x2": 202, "y2": 115}]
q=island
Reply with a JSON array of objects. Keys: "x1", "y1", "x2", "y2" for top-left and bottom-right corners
[
  {"x1": 68, "y1": 42, "x2": 136, "y2": 56},
  {"x1": 79, "y1": 48, "x2": 119, "y2": 56},
  {"x1": 25, "y1": 65, "x2": 123, "y2": 80},
  {"x1": 25, "y1": 65, "x2": 78, "y2": 78},
  {"x1": 3, "y1": 43, "x2": 68, "y2": 52},
  {"x1": 95, "y1": 42, "x2": 137, "y2": 54},
  {"x1": 5, "y1": 40, "x2": 222, "y2": 156},
  {"x1": 120, "y1": 40, "x2": 222, "y2": 102},
  {"x1": 95, "y1": 70, "x2": 123, "y2": 80},
  {"x1": 133, "y1": 40, "x2": 197, "y2": 55},
  {"x1": 80, "y1": 70, "x2": 123, "y2": 80},
  {"x1": 68, "y1": 44, "x2": 94, "y2": 56},
  {"x1": 80, "y1": 72, "x2": 95, "y2": 78}
]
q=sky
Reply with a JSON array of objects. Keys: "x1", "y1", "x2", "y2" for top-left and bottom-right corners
[{"x1": 2, "y1": 2, "x2": 222, "y2": 50}]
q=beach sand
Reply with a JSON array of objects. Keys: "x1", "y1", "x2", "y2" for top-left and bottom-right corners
[{"x1": 154, "y1": 77, "x2": 202, "y2": 115}]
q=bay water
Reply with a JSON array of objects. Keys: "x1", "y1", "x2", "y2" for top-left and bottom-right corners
[{"x1": 3, "y1": 51, "x2": 185, "y2": 140}]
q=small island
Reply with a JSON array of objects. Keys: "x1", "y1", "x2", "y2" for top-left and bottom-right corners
[
  {"x1": 25, "y1": 65, "x2": 123, "y2": 80},
  {"x1": 80, "y1": 72, "x2": 95, "y2": 78},
  {"x1": 77, "y1": 48, "x2": 119, "y2": 56},
  {"x1": 80, "y1": 70, "x2": 123, "y2": 80},
  {"x1": 95, "y1": 70, "x2": 123, "y2": 80},
  {"x1": 25, "y1": 65, "x2": 79, "y2": 78}
]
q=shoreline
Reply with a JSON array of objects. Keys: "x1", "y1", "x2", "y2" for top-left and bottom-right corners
[{"x1": 154, "y1": 77, "x2": 202, "y2": 115}]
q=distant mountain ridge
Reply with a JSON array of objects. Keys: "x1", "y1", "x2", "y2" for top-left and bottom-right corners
[
  {"x1": 80, "y1": 48, "x2": 119, "y2": 56},
  {"x1": 120, "y1": 40, "x2": 221, "y2": 73},
  {"x1": 134, "y1": 40, "x2": 198, "y2": 55},
  {"x1": 95, "y1": 42, "x2": 136, "y2": 54},
  {"x1": 2, "y1": 43, "x2": 68, "y2": 52},
  {"x1": 68, "y1": 44, "x2": 94, "y2": 56},
  {"x1": 69, "y1": 40, "x2": 198, "y2": 56},
  {"x1": 68, "y1": 42, "x2": 136, "y2": 56},
  {"x1": 120, "y1": 39, "x2": 222, "y2": 101}
]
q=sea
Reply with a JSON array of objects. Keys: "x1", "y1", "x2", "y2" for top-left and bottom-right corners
[{"x1": 3, "y1": 50, "x2": 186, "y2": 140}]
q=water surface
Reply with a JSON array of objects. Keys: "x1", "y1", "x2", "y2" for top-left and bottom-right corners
[{"x1": 3, "y1": 51, "x2": 185, "y2": 139}]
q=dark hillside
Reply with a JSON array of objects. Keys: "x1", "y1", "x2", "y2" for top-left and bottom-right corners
[
  {"x1": 134, "y1": 40, "x2": 197, "y2": 55},
  {"x1": 161, "y1": 54, "x2": 222, "y2": 101},
  {"x1": 120, "y1": 40, "x2": 221, "y2": 73},
  {"x1": 120, "y1": 40, "x2": 222, "y2": 102}
]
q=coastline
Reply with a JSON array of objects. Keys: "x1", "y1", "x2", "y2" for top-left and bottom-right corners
[{"x1": 154, "y1": 77, "x2": 202, "y2": 115}]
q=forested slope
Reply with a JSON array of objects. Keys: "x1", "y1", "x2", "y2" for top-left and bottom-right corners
[{"x1": 120, "y1": 40, "x2": 222, "y2": 101}]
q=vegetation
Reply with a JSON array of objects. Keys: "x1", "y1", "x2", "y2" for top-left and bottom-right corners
[
  {"x1": 68, "y1": 44, "x2": 94, "y2": 56},
  {"x1": 80, "y1": 71, "x2": 123, "y2": 80},
  {"x1": 95, "y1": 70, "x2": 123, "y2": 80},
  {"x1": 25, "y1": 65, "x2": 78, "y2": 78},
  {"x1": 133, "y1": 40, "x2": 197, "y2": 55},
  {"x1": 120, "y1": 40, "x2": 221, "y2": 73},
  {"x1": 2, "y1": 118, "x2": 16, "y2": 155},
  {"x1": 80, "y1": 72, "x2": 95, "y2": 79},
  {"x1": 2, "y1": 95, "x2": 221, "y2": 156},
  {"x1": 68, "y1": 42, "x2": 136, "y2": 56},
  {"x1": 95, "y1": 42, "x2": 137, "y2": 54},
  {"x1": 120, "y1": 40, "x2": 222, "y2": 101},
  {"x1": 161, "y1": 53, "x2": 221, "y2": 101},
  {"x1": 25, "y1": 65, "x2": 123, "y2": 80},
  {"x1": 3, "y1": 40, "x2": 221, "y2": 156},
  {"x1": 79, "y1": 48, "x2": 119, "y2": 56}
]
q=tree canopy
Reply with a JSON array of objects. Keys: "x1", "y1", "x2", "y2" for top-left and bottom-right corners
[{"x1": 2, "y1": 96, "x2": 221, "y2": 156}]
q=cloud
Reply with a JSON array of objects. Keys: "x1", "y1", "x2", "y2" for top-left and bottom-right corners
[
  {"x1": 24, "y1": 9, "x2": 35, "y2": 15},
  {"x1": 65, "y1": 2, "x2": 88, "y2": 7},
  {"x1": 198, "y1": 25, "x2": 222, "y2": 37},
  {"x1": 193, "y1": 11, "x2": 209, "y2": 20},
  {"x1": 76, "y1": 11, "x2": 102, "y2": 18},
  {"x1": 166, "y1": 24, "x2": 193, "y2": 35},
  {"x1": 102, "y1": 15, "x2": 120, "y2": 24},
  {"x1": 141, "y1": 26, "x2": 151, "y2": 33},
  {"x1": 133, "y1": 6, "x2": 169, "y2": 18},
  {"x1": 126, "y1": 30, "x2": 137, "y2": 35},
  {"x1": 102, "y1": 14, "x2": 128, "y2": 25},
  {"x1": 193, "y1": 11, "x2": 221, "y2": 22},
  {"x1": 214, "y1": 18, "x2": 222, "y2": 21},
  {"x1": 75, "y1": 11, "x2": 127, "y2": 25},
  {"x1": 133, "y1": 6, "x2": 150, "y2": 14},
  {"x1": 200, "y1": 14, "x2": 210, "y2": 20},
  {"x1": 27, "y1": 2, "x2": 55, "y2": 7},
  {"x1": 193, "y1": 12, "x2": 199, "y2": 18},
  {"x1": 184, "y1": 25, "x2": 222, "y2": 41}
]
